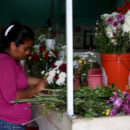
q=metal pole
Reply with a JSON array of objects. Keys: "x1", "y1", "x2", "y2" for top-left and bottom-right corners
[{"x1": 66, "y1": 0, "x2": 74, "y2": 116}]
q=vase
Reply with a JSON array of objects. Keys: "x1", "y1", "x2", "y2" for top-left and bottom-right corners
[
  {"x1": 101, "y1": 53, "x2": 130, "y2": 92},
  {"x1": 45, "y1": 39, "x2": 56, "y2": 50}
]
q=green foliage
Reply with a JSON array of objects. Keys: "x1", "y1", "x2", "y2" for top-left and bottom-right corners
[
  {"x1": 14, "y1": 86, "x2": 118, "y2": 118},
  {"x1": 74, "y1": 86, "x2": 116, "y2": 117}
]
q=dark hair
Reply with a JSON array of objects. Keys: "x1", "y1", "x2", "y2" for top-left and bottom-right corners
[{"x1": 0, "y1": 24, "x2": 34, "y2": 52}]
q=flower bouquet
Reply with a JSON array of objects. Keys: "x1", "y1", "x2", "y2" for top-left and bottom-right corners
[
  {"x1": 95, "y1": 0, "x2": 130, "y2": 54},
  {"x1": 24, "y1": 45, "x2": 59, "y2": 78},
  {"x1": 43, "y1": 60, "x2": 66, "y2": 89}
]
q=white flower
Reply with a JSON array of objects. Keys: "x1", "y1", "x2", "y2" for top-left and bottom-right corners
[
  {"x1": 101, "y1": 13, "x2": 109, "y2": 19},
  {"x1": 56, "y1": 72, "x2": 66, "y2": 86},
  {"x1": 111, "y1": 12, "x2": 118, "y2": 17},
  {"x1": 123, "y1": 23, "x2": 130, "y2": 32},
  {"x1": 123, "y1": 10, "x2": 130, "y2": 32},
  {"x1": 49, "y1": 51, "x2": 53, "y2": 56},
  {"x1": 55, "y1": 60, "x2": 63, "y2": 67},
  {"x1": 56, "y1": 70, "x2": 60, "y2": 74},
  {"x1": 41, "y1": 70, "x2": 45, "y2": 75},
  {"x1": 47, "y1": 76, "x2": 54, "y2": 84},
  {"x1": 48, "y1": 70, "x2": 56, "y2": 77},
  {"x1": 125, "y1": 10, "x2": 130, "y2": 17},
  {"x1": 125, "y1": 15, "x2": 130, "y2": 26},
  {"x1": 61, "y1": 45, "x2": 66, "y2": 50},
  {"x1": 84, "y1": 52, "x2": 94, "y2": 56},
  {"x1": 106, "y1": 26, "x2": 114, "y2": 38},
  {"x1": 38, "y1": 34, "x2": 46, "y2": 42},
  {"x1": 111, "y1": 39, "x2": 117, "y2": 45},
  {"x1": 88, "y1": 59, "x2": 96, "y2": 63}
]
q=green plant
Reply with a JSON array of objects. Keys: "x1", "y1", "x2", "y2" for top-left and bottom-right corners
[{"x1": 14, "y1": 85, "x2": 120, "y2": 118}]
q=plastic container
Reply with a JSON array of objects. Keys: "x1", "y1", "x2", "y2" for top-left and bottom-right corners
[
  {"x1": 87, "y1": 68, "x2": 102, "y2": 89},
  {"x1": 101, "y1": 53, "x2": 130, "y2": 92}
]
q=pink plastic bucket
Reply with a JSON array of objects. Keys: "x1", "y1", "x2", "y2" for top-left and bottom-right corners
[{"x1": 87, "y1": 68, "x2": 102, "y2": 89}]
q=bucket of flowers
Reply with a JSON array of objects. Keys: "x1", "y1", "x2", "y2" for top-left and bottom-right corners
[{"x1": 94, "y1": 0, "x2": 130, "y2": 92}]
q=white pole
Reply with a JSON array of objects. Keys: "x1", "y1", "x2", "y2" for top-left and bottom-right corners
[{"x1": 66, "y1": 0, "x2": 74, "y2": 116}]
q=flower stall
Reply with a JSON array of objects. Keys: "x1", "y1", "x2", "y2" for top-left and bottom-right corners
[{"x1": 17, "y1": 0, "x2": 130, "y2": 130}]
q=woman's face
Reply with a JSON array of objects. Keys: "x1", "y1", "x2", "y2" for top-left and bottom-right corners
[{"x1": 11, "y1": 40, "x2": 33, "y2": 61}]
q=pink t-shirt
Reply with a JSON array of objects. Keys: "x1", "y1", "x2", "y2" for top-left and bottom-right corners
[{"x1": 0, "y1": 53, "x2": 32, "y2": 125}]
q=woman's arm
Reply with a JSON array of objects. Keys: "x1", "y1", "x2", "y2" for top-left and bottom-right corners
[
  {"x1": 27, "y1": 77, "x2": 43, "y2": 87},
  {"x1": 16, "y1": 81, "x2": 47, "y2": 99}
]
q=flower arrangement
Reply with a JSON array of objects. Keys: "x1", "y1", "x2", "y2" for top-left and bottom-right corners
[
  {"x1": 43, "y1": 60, "x2": 66, "y2": 89},
  {"x1": 95, "y1": 0, "x2": 130, "y2": 54},
  {"x1": 106, "y1": 90, "x2": 130, "y2": 116},
  {"x1": 24, "y1": 45, "x2": 59, "y2": 78}
]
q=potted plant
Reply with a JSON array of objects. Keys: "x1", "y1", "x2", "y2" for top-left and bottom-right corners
[{"x1": 94, "y1": 0, "x2": 130, "y2": 92}]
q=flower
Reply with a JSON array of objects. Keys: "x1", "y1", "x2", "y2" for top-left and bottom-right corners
[
  {"x1": 24, "y1": 44, "x2": 59, "y2": 78},
  {"x1": 95, "y1": 0, "x2": 130, "y2": 54},
  {"x1": 43, "y1": 60, "x2": 67, "y2": 89},
  {"x1": 106, "y1": 90, "x2": 130, "y2": 116}
]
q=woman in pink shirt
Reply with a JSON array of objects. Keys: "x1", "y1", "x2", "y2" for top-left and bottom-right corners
[{"x1": 0, "y1": 24, "x2": 47, "y2": 130}]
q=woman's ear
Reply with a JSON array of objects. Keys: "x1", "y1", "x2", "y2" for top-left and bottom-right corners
[{"x1": 10, "y1": 42, "x2": 17, "y2": 50}]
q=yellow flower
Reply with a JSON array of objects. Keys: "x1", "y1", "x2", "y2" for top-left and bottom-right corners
[
  {"x1": 78, "y1": 59, "x2": 83, "y2": 65},
  {"x1": 102, "y1": 112, "x2": 105, "y2": 114},
  {"x1": 84, "y1": 60, "x2": 87, "y2": 64},
  {"x1": 105, "y1": 109, "x2": 110, "y2": 116},
  {"x1": 102, "y1": 109, "x2": 110, "y2": 116},
  {"x1": 42, "y1": 52, "x2": 46, "y2": 55}
]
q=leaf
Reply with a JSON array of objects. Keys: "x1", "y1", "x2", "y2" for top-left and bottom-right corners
[{"x1": 84, "y1": 113, "x2": 93, "y2": 118}]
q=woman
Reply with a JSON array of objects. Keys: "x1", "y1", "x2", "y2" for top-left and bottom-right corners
[{"x1": 0, "y1": 24, "x2": 47, "y2": 130}]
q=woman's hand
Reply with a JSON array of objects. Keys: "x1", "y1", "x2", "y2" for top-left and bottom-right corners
[
  {"x1": 35, "y1": 79, "x2": 48, "y2": 93},
  {"x1": 27, "y1": 77, "x2": 47, "y2": 87},
  {"x1": 17, "y1": 79, "x2": 48, "y2": 99}
]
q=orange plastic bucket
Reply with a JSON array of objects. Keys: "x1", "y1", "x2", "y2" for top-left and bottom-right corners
[{"x1": 101, "y1": 53, "x2": 130, "y2": 92}]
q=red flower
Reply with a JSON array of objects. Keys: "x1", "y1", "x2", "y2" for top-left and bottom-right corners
[
  {"x1": 52, "y1": 63, "x2": 56, "y2": 68},
  {"x1": 59, "y1": 63, "x2": 66, "y2": 72},
  {"x1": 44, "y1": 53, "x2": 49, "y2": 60},
  {"x1": 122, "y1": 4, "x2": 126, "y2": 10},
  {"x1": 54, "y1": 74, "x2": 59, "y2": 79},
  {"x1": 40, "y1": 46, "x2": 45, "y2": 52},
  {"x1": 32, "y1": 53, "x2": 39, "y2": 61},
  {"x1": 126, "y1": 7, "x2": 130, "y2": 13},
  {"x1": 52, "y1": 50, "x2": 58, "y2": 56},
  {"x1": 117, "y1": 0, "x2": 130, "y2": 14},
  {"x1": 52, "y1": 32, "x2": 56, "y2": 37},
  {"x1": 117, "y1": 8, "x2": 122, "y2": 12}
]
